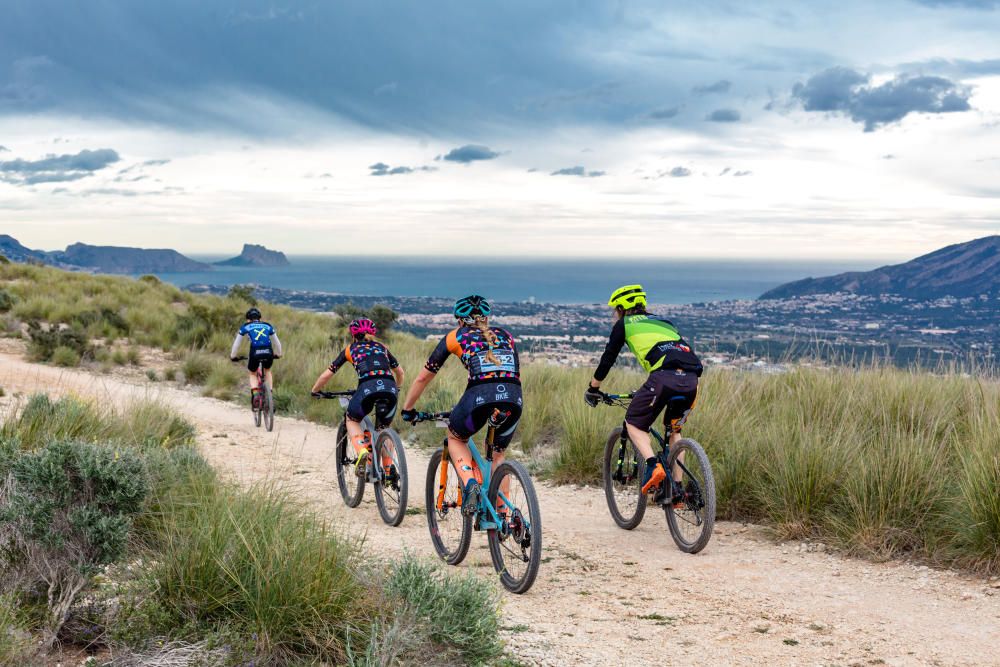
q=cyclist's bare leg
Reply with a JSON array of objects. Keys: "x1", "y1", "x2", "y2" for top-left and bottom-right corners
[
  {"x1": 669, "y1": 430, "x2": 685, "y2": 482},
  {"x1": 262, "y1": 368, "x2": 273, "y2": 389},
  {"x1": 345, "y1": 417, "x2": 368, "y2": 454},
  {"x1": 248, "y1": 371, "x2": 260, "y2": 390},
  {"x1": 625, "y1": 423, "x2": 656, "y2": 460},
  {"x1": 447, "y1": 433, "x2": 481, "y2": 487}
]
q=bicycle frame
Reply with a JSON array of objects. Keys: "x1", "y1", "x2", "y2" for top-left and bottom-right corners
[{"x1": 437, "y1": 425, "x2": 515, "y2": 532}]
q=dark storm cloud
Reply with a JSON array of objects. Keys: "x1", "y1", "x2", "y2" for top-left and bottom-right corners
[
  {"x1": 647, "y1": 106, "x2": 681, "y2": 120},
  {"x1": 910, "y1": 0, "x2": 999, "y2": 8},
  {"x1": 368, "y1": 162, "x2": 435, "y2": 176},
  {"x1": 706, "y1": 109, "x2": 742, "y2": 122},
  {"x1": 437, "y1": 145, "x2": 501, "y2": 163},
  {"x1": 550, "y1": 166, "x2": 604, "y2": 177},
  {"x1": 692, "y1": 80, "x2": 731, "y2": 95},
  {"x1": 792, "y1": 67, "x2": 971, "y2": 131},
  {"x1": 0, "y1": 147, "x2": 120, "y2": 185}
]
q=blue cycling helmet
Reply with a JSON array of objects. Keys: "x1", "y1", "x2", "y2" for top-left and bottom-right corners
[{"x1": 453, "y1": 294, "x2": 491, "y2": 319}]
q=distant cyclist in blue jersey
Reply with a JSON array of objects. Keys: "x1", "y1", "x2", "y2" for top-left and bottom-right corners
[{"x1": 230, "y1": 307, "x2": 283, "y2": 409}]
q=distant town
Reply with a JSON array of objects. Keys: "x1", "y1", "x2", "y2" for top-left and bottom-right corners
[{"x1": 187, "y1": 283, "x2": 999, "y2": 372}]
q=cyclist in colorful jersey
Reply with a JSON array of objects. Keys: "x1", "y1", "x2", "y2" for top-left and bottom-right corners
[
  {"x1": 401, "y1": 295, "x2": 522, "y2": 514},
  {"x1": 310, "y1": 318, "x2": 404, "y2": 474},
  {"x1": 584, "y1": 285, "x2": 703, "y2": 504},
  {"x1": 230, "y1": 307, "x2": 283, "y2": 409}
]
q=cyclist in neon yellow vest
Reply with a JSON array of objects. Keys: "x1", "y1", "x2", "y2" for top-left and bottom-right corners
[{"x1": 584, "y1": 285, "x2": 703, "y2": 503}]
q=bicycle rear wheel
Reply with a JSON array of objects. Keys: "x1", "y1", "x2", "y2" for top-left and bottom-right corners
[
  {"x1": 664, "y1": 438, "x2": 716, "y2": 554},
  {"x1": 487, "y1": 460, "x2": 542, "y2": 594},
  {"x1": 425, "y1": 447, "x2": 471, "y2": 565},
  {"x1": 262, "y1": 384, "x2": 274, "y2": 432},
  {"x1": 253, "y1": 393, "x2": 262, "y2": 427},
  {"x1": 374, "y1": 429, "x2": 408, "y2": 526},
  {"x1": 335, "y1": 420, "x2": 365, "y2": 508},
  {"x1": 602, "y1": 427, "x2": 647, "y2": 530}
]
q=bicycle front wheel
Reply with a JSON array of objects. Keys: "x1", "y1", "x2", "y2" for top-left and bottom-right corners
[
  {"x1": 374, "y1": 428, "x2": 408, "y2": 526},
  {"x1": 664, "y1": 438, "x2": 716, "y2": 554},
  {"x1": 262, "y1": 384, "x2": 274, "y2": 432},
  {"x1": 425, "y1": 447, "x2": 471, "y2": 565},
  {"x1": 335, "y1": 420, "x2": 365, "y2": 508},
  {"x1": 487, "y1": 460, "x2": 542, "y2": 594},
  {"x1": 602, "y1": 427, "x2": 647, "y2": 530}
]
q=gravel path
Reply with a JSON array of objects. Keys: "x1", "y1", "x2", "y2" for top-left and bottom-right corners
[{"x1": 2, "y1": 351, "x2": 999, "y2": 666}]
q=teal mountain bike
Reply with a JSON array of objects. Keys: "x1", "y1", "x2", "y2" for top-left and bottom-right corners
[{"x1": 409, "y1": 409, "x2": 542, "y2": 594}]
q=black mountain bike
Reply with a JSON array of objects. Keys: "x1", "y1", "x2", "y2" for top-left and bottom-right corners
[
  {"x1": 595, "y1": 391, "x2": 715, "y2": 553},
  {"x1": 232, "y1": 356, "x2": 274, "y2": 432},
  {"x1": 313, "y1": 390, "x2": 408, "y2": 526}
]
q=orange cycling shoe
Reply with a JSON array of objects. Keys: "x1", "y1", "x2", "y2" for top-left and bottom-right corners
[{"x1": 641, "y1": 462, "x2": 666, "y2": 495}]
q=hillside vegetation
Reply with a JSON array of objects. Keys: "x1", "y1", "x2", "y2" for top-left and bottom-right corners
[
  {"x1": 1, "y1": 262, "x2": 999, "y2": 574},
  {"x1": 0, "y1": 395, "x2": 507, "y2": 665}
]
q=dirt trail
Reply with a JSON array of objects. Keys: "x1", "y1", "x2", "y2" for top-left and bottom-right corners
[{"x1": 2, "y1": 352, "x2": 999, "y2": 667}]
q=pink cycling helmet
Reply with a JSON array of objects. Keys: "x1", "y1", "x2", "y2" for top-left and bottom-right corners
[{"x1": 349, "y1": 318, "x2": 377, "y2": 336}]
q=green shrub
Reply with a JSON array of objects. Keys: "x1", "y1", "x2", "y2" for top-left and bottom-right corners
[
  {"x1": 163, "y1": 367, "x2": 178, "y2": 382},
  {"x1": 145, "y1": 369, "x2": 159, "y2": 382},
  {"x1": 0, "y1": 289, "x2": 14, "y2": 314},
  {"x1": 182, "y1": 352, "x2": 213, "y2": 384},
  {"x1": 385, "y1": 556, "x2": 504, "y2": 665},
  {"x1": 0, "y1": 440, "x2": 149, "y2": 643},
  {"x1": 202, "y1": 361, "x2": 242, "y2": 399},
  {"x1": 144, "y1": 475, "x2": 375, "y2": 664},
  {"x1": 111, "y1": 348, "x2": 128, "y2": 365},
  {"x1": 0, "y1": 394, "x2": 196, "y2": 452},
  {"x1": 25, "y1": 322, "x2": 90, "y2": 363},
  {"x1": 127, "y1": 346, "x2": 141, "y2": 365},
  {"x1": 0, "y1": 595, "x2": 33, "y2": 666},
  {"x1": 50, "y1": 345, "x2": 81, "y2": 367}
]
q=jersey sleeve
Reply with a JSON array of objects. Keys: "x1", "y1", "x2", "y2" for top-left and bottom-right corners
[
  {"x1": 386, "y1": 347, "x2": 400, "y2": 369},
  {"x1": 328, "y1": 348, "x2": 348, "y2": 374},
  {"x1": 593, "y1": 318, "x2": 626, "y2": 381},
  {"x1": 230, "y1": 331, "x2": 246, "y2": 359},
  {"x1": 424, "y1": 333, "x2": 453, "y2": 373}
]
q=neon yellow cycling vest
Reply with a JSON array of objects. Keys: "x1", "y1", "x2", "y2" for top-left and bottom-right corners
[{"x1": 623, "y1": 314, "x2": 682, "y2": 373}]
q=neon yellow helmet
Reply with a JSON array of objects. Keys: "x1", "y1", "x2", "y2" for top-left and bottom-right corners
[{"x1": 608, "y1": 284, "x2": 647, "y2": 310}]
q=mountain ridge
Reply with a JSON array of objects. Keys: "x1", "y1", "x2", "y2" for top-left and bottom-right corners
[
  {"x1": 214, "y1": 244, "x2": 289, "y2": 267},
  {"x1": 760, "y1": 236, "x2": 1000, "y2": 300}
]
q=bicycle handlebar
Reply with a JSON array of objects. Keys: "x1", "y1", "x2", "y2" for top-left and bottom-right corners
[
  {"x1": 312, "y1": 390, "x2": 355, "y2": 399},
  {"x1": 408, "y1": 411, "x2": 451, "y2": 425}
]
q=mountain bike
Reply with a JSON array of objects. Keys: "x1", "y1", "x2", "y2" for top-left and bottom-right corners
[
  {"x1": 231, "y1": 356, "x2": 274, "y2": 432},
  {"x1": 313, "y1": 390, "x2": 408, "y2": 526},
  {"x1": 409, "y1": 409, "x2": 542, "y2": 594},
  {"x1": 594, "y1": 391, "x2": 715, "y2": 554}
]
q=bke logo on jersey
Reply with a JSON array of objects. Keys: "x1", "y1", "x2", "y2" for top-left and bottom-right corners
[{"x1": 475, "y1": 395, "x2": 485, "y2": 404}]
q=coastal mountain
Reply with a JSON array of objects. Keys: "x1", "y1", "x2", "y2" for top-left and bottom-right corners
[
  {"x1": 0, "y1": 235, "x2": 49, "y2": 265},
  {"x1": 53, "y1": 243, "x2": 211, "y2": 273},
  {"x1": 0, "y1": 235, "x2": 210, "y2": 273},
  {"x1": 760, "y1": 236, "x2": 1000, "y2": 300},
  {"x1": 214, "y1": 244, "x2": 289, "y2": 267}
]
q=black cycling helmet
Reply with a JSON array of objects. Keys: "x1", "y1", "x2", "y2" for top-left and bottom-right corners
[
  {"x1": 246, "y1": 307, "x2": 262, "y2": 320},
  {"x1": 453, "y1": 294, "x2": 491, "y2": 320}
]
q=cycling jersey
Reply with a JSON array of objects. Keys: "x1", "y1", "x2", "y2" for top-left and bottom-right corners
[
  {"x1": 594, "y1": 313, "x2": 702, "y2": 380},
  {"x1": 329, "y1": 340, "x2": 399, "y2": 381},
  {"x1": 424, "y1": 326, "x2": 520, "y2": 386},
  {"x1": 231, "y1": 321, "x2": 283, "y2": 359}
]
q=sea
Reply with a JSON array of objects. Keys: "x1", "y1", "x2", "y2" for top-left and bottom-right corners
[{"x1": 145, "y1": 257, "x2": 882, "y2": 305}]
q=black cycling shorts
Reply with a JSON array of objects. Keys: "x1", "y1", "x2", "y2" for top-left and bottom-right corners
[
  {"x1": 248, "y1": 348, "x2": 274, "y2": 372},
  {"x1": 448, "y1": 381, "x2": 522, "y2": 450},
  {"x1": 346, "y1": 377, "x2": 398, "y2": 428},
  {"x1": 625, "y1": 368, "x2": 698, "y2": 433}
]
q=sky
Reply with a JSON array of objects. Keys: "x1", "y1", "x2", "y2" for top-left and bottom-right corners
[{"x1": 0, "y1": 0, "x2": 998, "y2": 260}]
